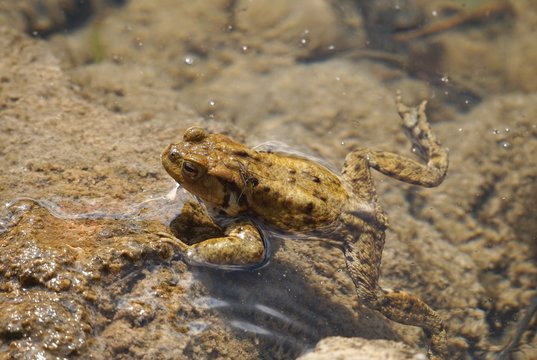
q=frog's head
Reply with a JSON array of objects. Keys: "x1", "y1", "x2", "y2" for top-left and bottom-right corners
[{"x1": 162, "y1": 126, "x2": 254, "y2": 213}]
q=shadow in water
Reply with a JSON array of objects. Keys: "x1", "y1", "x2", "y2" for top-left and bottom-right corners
[{"x1": 186, "y1": 254, "x2": 398, "y2": 359}]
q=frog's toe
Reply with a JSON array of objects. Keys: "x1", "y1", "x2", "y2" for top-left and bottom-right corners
[{"x1": 157, "y1": 232, "x2": 189, "y2": 252}]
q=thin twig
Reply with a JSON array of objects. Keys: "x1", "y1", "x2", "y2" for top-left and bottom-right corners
[{"x1": 394, "y1": 0, "x2": 512, "y2": 42}]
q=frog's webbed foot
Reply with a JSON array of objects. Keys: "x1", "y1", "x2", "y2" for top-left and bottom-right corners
[
  {"x1": 377, "y1": 289, "x2": 447, "y2": 360},
  {"x1": 395, "y1": 93, "x2": 449, "y2": 186},
  {"x1": 159, "y1": 222, "x2": 266, "y2": 269}
]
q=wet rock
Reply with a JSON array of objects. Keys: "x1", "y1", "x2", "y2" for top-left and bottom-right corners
[
  {"x1": 0, "y1": 291, "x2": 90, "y2": 357},
  {"x1": 0, "y1": 200, "x2": 176, "y2": 358},
  {"x1": 297, "y1": 336, "x2": 423, "y2": 360}
]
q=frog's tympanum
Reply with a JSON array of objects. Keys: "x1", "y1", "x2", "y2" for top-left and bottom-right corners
[{"x1": 161, "y1": 96, "x2": 449, "y2": 359}]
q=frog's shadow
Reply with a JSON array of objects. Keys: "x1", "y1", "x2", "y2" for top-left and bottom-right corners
[{"x1": 184, "y1": 239, "x2": 400, "y2": 358}]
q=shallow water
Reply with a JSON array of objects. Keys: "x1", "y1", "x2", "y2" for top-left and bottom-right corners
[{"x1": 1, "y1": 1, "x2": 536, "y2": 359}]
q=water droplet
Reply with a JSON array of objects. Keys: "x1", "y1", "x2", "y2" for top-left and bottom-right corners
[
  {"x1": 184, "y1": 56, "x2": 194, "y2": 65},
  {"x1": 241, "y1": 45, "x2": 248, "y2": 52},
  {"x1": 499, "y1": 141, "x2": 512, "y2": 150},
  {"x1": 492, "y1": 129, "x2": 500, "y2": 135},
  {"x1": 432, "y1": 10, "x2": 438, "y2": 16},
  {"x1": 441, "y1": 75, "x2": 449, "y2": 83},
  {"x1": 208, "y1": 100, "x2": 216, "y2": 106}
]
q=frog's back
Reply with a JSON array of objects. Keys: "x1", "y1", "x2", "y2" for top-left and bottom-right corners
[{"x1": 245, "y1": 152, "x2": 348, "y2": 232}]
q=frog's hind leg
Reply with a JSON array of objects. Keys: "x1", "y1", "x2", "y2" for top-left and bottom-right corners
[
  {"x1": 343, "y1": 234, "x2": 447, "y2": 360},
  {"x1": 340, "y1": 96, "x2": 449, "y2": 358},
  {"x1": 344, "y1": 95, "x2": 448, "y2": 192}
]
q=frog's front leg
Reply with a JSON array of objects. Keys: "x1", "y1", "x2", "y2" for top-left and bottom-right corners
[{"x1": 161, "y1": 220, "x2": 266, "y2": 268}]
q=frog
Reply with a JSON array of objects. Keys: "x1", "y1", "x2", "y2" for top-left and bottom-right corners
[{"x1": 160, "y1": 94, "x2": 449, "y2": 360}]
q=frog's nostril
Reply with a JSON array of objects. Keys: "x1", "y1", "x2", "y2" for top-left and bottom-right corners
[{"x1": 168, "y1": 147, "x2": 180, "y2": 160}]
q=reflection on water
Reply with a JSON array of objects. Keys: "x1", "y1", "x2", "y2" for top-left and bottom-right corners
[{"x1": 0, "y1": 185, "x2": 187, "y2": 234}]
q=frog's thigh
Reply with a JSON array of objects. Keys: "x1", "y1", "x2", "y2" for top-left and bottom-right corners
[{"x1": 183, "y1": 221, "x2": 266, "y2": 267}]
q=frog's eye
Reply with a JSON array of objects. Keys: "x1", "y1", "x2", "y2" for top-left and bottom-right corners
[
  {"x1": 182, "y1": 161, "x2": 204, "y2": 180},
  {"x1": 184, "y1": 126, "x2": 207, "y2": 142}
]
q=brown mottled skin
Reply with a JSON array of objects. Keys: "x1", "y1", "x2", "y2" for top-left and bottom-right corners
[{"x1": 161, "y1": 95, "x2": 449, "y2": 359}]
